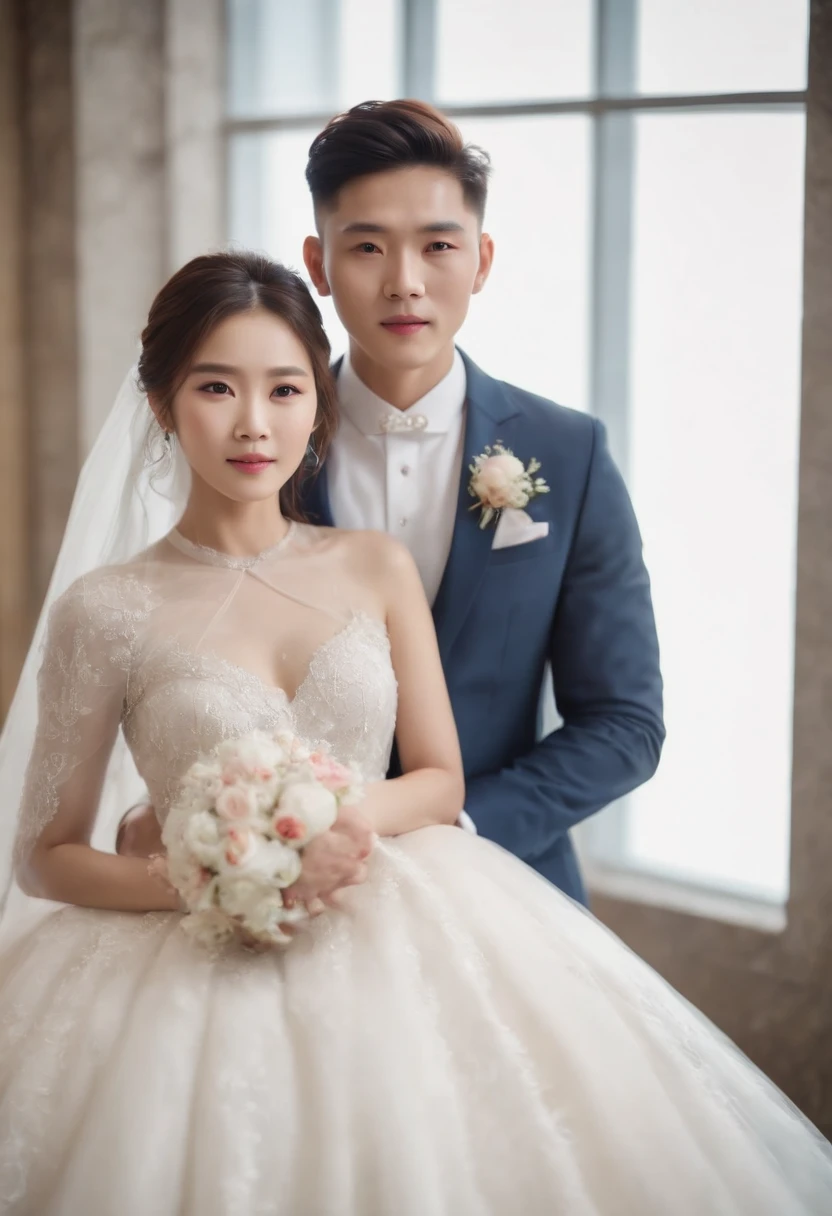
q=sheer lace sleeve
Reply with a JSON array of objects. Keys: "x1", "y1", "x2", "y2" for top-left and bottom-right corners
[{"x1": 13, "y1": 571, "x2": 152, "y2": 876}]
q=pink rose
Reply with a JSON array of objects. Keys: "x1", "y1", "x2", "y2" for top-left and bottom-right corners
[
  {"x1": 216, "y1": 785, "x2": 256, "y2": 821},
  {"x1": 309, "y1": 752, "x2": 352, "y2": 793},
  {"x1": 274, "y1": 815, "x2": 308, "y2": 843},
  {"x1": 472, "y1": 452, "x2": 526, "y2": 509},
  {"x1": 223, "y1": 826, "x2": 257, "y2": 867}
]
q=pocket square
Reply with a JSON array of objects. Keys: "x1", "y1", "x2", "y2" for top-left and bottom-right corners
[{"x1": 492, "y1": 508, "x2": 550, "y2": 551}]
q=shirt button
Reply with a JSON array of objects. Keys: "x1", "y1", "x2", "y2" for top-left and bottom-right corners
[{"x1": 400, "y1": 464, "x2": 410, "y2": 476}]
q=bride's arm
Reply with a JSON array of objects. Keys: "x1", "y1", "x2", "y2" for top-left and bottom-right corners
[
  {"x1": 24, "y1": 828, "x2": 179, "y2": 912},
  {"x1": 17, "y1": 580, "x2": 179, "y2": 912},
  {"x1": 358, "y1": 535, "x2": 465, "y2": 836}
]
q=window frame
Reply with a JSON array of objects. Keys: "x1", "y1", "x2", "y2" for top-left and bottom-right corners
[{"x1": 224, "y1": 0, "x2": 809, "y2": 908}]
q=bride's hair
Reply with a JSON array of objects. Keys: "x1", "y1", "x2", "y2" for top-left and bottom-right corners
[{"x1": 137, "y1": 250, "x2": 338, "y2": 521}]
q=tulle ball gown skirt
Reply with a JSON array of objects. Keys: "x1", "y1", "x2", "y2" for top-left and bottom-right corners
[{"x1": 1, "y1": 825, "x2": 831, "y2": 1215}]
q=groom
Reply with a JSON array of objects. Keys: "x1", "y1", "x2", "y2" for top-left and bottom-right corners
[
  {"x1": 302, "y1": 99, "x2": 663, "y2": 904},
  {"x1": 121, "y1": 99, "x2": 664, "y2": 906}
]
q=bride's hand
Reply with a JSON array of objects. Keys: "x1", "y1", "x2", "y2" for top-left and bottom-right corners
[{"x1": 146, "y1": 854, "x2": 184, "y2": 912}]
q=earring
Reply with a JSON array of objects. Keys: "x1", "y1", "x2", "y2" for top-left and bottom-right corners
[
  {"x1": 305, "y1": 441, "x2": 320, "y2": 471},
  {"x1": 151, "y1": 427, "x2": 174, "y2": 483}
]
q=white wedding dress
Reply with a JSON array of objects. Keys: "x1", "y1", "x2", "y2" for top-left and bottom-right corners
[{"x1": 1, "y1": 521, "x2": 831, "y2": 1216}]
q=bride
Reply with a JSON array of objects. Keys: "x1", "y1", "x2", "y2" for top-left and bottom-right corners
[{"x1": 0, "y1": 250, "x2": 830, "y2": 1216}]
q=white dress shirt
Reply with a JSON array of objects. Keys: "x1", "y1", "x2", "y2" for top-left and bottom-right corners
[
  {"x1": 327, "y1": 350, "x2": 467, "y2": 606},
  {"x1": 328, "y1": 351, "x2": 477, "y2": 835}
]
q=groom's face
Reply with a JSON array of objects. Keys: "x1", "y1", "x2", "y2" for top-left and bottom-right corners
[{"x1": 304, "y1": 166, "x2": 493, "y2": 375}]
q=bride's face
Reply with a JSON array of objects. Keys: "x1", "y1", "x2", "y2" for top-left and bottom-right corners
[{"x1": 169, "y1": 308, "x2": 318, "y2": 505}]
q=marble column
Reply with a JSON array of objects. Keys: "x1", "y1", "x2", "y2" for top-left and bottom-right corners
[
  {"x1": 74, "y1": 0, "x2": 167, "y2": 450},
  {"x1": 72, "y1": 0, "x2": 225, "y2": 451},
  {"x1": 20, "y1": 0, "x2": 80, "y2": 607},
  {"x1": 165, "y1": 0, "x2": 225, "y2": 272},
  {"x1": 0, "y1": 0, "x2": 28, "y2": 713}
]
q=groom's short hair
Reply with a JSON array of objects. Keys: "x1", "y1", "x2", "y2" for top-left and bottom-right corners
[{"x1": 306, "y1": 99, "x2": 491, "y2": 222}]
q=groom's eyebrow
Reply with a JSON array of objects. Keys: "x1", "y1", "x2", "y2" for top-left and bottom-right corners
[
  {"x1": 341, "y1": 221, "x2": 466, "y2": 234},
  {"x1": 191, "y1": 362, "x2": 310, "y2": 377}
]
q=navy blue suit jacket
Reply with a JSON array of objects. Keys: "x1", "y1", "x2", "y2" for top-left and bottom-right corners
[{"x1": 299, "y1": 351, "x2": 664, "y2": 904}]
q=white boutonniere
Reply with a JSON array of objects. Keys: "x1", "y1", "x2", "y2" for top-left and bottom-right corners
[{"x1": 467, "y1": 442, "x2": 550, "y2": 529}]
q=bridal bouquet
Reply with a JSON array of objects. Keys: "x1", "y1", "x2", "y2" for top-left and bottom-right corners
[{"x1": 162, "y1": 729, "x2": 363, "y2": 948}]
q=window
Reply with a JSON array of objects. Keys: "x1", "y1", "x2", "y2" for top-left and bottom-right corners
[
  {"x1": 453, "y1": 114, "x2": 591, "y2": 407},
  {"x1": 636, "y1": 0, "x2": 809, "y2": 95},
  {"x1": 226, "y1": 0, "x2": 809, "y2": 911},
  {"x1": 626, "y1": 109, "x2": 805, "y2": 901},
  {"x1": 435, "y1": 0, "x2": 594, "y2": 104}
]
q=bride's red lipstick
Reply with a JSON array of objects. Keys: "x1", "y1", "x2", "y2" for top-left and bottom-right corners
[{"x1": 227, "y1": 454, "x2": 275, "y2": 475}]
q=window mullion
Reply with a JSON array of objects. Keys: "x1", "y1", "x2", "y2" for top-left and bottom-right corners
[
  {"x1": 402, "y1": 0, "x2": 437, "y2": 100},
  {"x1": 590, "y1": 0, "x2": 638, "y2": 474},
  {"x1": 580, "y1": 0, "x2": 639, "y2": 869}
]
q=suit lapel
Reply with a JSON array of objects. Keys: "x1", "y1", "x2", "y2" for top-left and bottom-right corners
[{"x1": 432, "y1": 353, "x2": 520, "y2": 663}]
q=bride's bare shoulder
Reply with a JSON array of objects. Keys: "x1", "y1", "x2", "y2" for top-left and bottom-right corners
[{"x1": 300, "y1": 523, "x2": 415, "y2": 578}]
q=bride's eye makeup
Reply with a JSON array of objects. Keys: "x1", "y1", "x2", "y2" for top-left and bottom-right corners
[{"x1": 195, "y1": 382, "x2": 303, "y2": 398}]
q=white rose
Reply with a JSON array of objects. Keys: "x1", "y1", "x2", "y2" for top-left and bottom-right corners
[
  {"x1": 245, "y1": 838, "x2": 303, "y2": 887},
  {"x1": 183, "y1": 760, "x2": 224, "y2": 801},
  {"x1": 184, "y1": 787, "x2": 214, "y2": 815},
  {"x1": 219, "y1": 873, "x2": 270, "y2": 919},
  {"x1": 181, "y1": 908, "x2": 234, "y2": 949},
  {"x1": 215, "y1": 784, "x2": 258, "y2": 822},
  {"x1": 217, "y1": 832, "x2": 300, "y2": 885},
  {"x1": 189, "y1": 872, "x2": 219, "y2": 913},
  {"x1": 217, "y1": 732, "x2": 284, "y2": 781},
  {"x1": 277, "y1": 782, "x2": 338, "y2": 836},
  {"x1": 183, "y1": 810, "x2": 222, "y2": 867},
  {"x1": 241, "y1": 893, "x2": 291, "y2": 942},
  {"x1": 274, "y1": 729, "x2": 309, "y2": 763},
  {"x1": 250, "y1": 774, "x2": 283, "y2": 817},
  {"x1": 165, "y1": 850, "x2": 201, "y2": 900}
]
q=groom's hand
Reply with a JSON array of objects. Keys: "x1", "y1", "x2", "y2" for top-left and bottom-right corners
[{"x1": 282, "y1": 804, "x2": 374, "y2": 909}]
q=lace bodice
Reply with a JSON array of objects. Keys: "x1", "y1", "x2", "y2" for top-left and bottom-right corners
[
  {"x1": 124, "y1": 610, "x2": 396, "y2": 824},
  {"x1": 14, "y1": 524, "x2": 398, "y2": 859}
]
